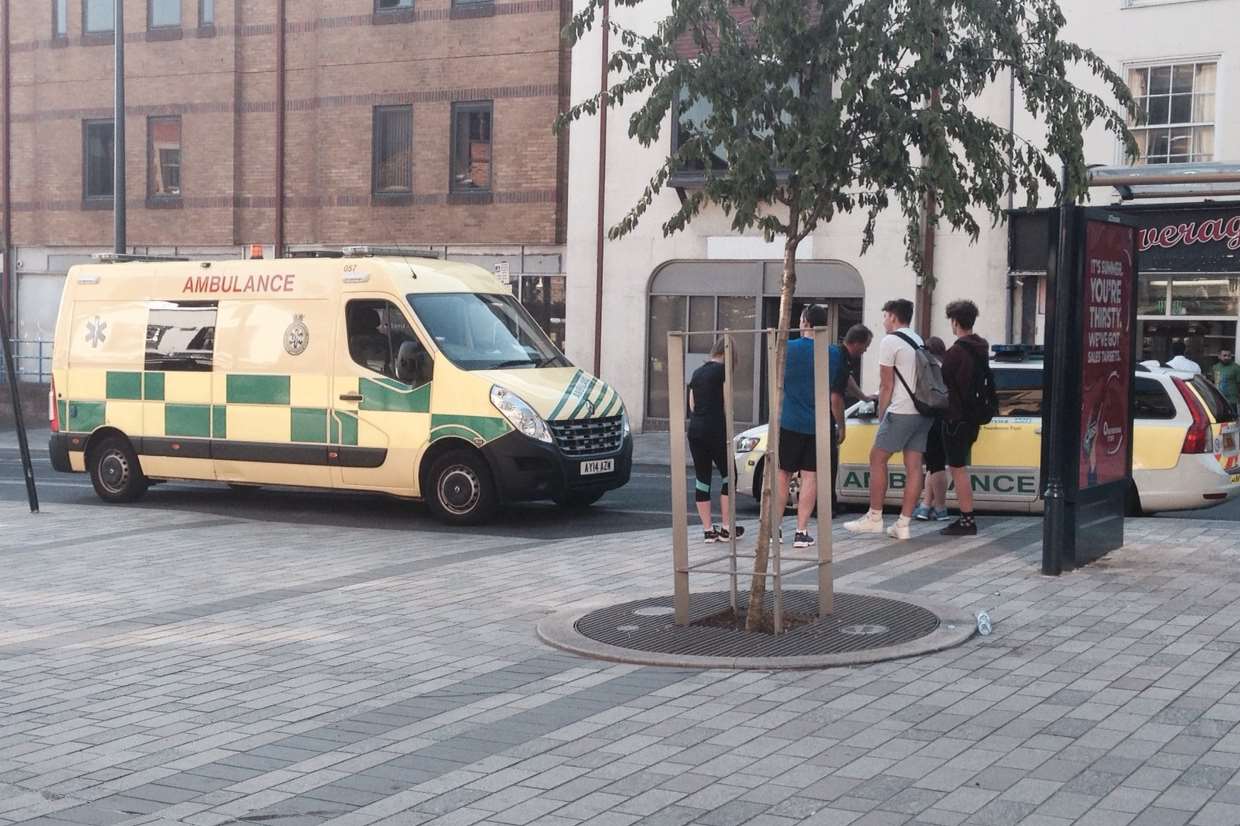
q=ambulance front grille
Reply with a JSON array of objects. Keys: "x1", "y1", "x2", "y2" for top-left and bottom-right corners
[{"x1": 550, "y1": 415, "x2": 623, "y2": 457}]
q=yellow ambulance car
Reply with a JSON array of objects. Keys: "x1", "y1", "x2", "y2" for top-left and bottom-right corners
[{"x1": 48, "y1": 249, "x2": 632, "y2": 524}]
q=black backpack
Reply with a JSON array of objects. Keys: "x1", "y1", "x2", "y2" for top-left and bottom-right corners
[{"x1": 963, "y1": 347, "x2": 999, "y2": 426}]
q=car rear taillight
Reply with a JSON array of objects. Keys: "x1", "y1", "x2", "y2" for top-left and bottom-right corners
[
  {"x1": 1173, "y1": 376, "x2": 1211, "y2": 454},
  {"x1": 49, "y1": 378, "x2": 59, "y2": 433}
]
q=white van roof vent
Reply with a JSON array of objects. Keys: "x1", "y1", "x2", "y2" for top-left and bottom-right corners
[{"x1": 341, "y1": 245, "x2": 440, "y2": 260}]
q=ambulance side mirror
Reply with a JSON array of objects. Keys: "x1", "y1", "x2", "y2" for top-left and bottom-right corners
[{"x1": 396, "y1": 341, "x2": 433, "y2": 386}]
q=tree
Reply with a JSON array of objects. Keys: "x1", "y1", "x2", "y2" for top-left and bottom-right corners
[{"x1": 559, "y1": 0, "x2": 1136, "y2": 630}]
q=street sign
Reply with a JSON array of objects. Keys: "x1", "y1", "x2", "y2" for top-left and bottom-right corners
[{"x1": 1042, "y1": 206, "x2": 1139, "y2": 573}]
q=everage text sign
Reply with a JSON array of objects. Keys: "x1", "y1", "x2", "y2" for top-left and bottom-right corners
[{"x1": 1080, "y1": 219, "x2": 1136, "y2": 490}]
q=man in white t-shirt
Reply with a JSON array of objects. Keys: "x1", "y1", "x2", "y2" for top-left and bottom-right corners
[{"x1": 844, "y1": 298, "x2": 933, "y2": 540}]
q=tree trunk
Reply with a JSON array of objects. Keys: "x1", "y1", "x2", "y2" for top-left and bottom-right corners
[{"x1": 746, "y1": 234, "x2": 798, "y2": 631}]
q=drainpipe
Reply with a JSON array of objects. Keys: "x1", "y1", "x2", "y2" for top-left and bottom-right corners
[
  {"x1": 113, "y1": 0, "x2": 126, "y2": 253},
  {"x1": 592, "y1": 0, "x2": 609, "y2": 376},
  {"x1": 918, "y1": 192, "x2": 935, "y2": 340},
  {"x1": 2, "y1": 0, "x2": 11, "y2": 313},
  {"x1": 274, "y1": 0, "x2": 286, "y2": 257},
  {"x1": 1005, "y1": 67, "x2": 1016, "y2": 343}
]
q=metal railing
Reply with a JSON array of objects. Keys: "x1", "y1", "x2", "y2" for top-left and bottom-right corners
[{"x1": 0, "y1": 340, "x2": 53, "y2": 384}]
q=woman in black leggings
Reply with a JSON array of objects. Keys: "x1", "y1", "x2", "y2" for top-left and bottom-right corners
[{"x1": 687, "y1": 339, "x2": 745, "y2": 543}]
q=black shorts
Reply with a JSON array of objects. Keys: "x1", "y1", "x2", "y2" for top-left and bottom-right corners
[
  {"x1": 778, "y1": 428, "x2": 817, "y2": 473},
  {"x1": 925, "y1": 420, "x2": 946, "y2": 474},
  {"x1": 941, "y1": 419, "x2": 979, "y2": 468}
]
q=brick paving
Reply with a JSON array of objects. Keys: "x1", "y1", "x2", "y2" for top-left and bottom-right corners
[{"x1": 3, "y1": 502, "x2": 1240, "y2": 826}]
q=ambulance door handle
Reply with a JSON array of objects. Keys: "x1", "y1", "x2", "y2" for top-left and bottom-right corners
[{"x1": 339, "y1": 393, "x2": 363, "y2": 402}]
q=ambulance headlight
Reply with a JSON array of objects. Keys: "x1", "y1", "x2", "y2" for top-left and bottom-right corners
[
  {"x1": 621, "y1": 408, "x2": 631, "y2": 439},
  {"x1": 490, "y1": 386, "x2": 552, "y2": 444}
]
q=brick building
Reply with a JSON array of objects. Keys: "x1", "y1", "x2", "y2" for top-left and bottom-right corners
[{"x1": 0, "y1": 0, "x2": 571, "y2": 354}]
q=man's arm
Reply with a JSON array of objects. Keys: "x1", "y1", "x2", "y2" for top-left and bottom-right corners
[
  {"x1": 831, "y1": 392, "x2": 845, "y2": 443},
  {"x1": 846, "y1": 374, "x2": 874, "y2": 402},
  {"x1": 878, "y1": 365, "x2": 895, "y2": 419}
]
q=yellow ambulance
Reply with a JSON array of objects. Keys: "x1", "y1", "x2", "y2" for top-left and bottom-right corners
[{"x1": 48, "y1": 249, "x2": 631, "y2": 524}]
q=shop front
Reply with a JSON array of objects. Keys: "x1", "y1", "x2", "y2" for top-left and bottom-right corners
[
  {"x1": 644, "y1": 259, "x2": 865, "y2": 430},
  {"x1": 1010, "y1": 203, "x2": 1240, "y2": 374}
]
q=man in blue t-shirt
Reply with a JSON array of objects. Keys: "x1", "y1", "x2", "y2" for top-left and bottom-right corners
[{"x1": 774, "y1": 305, "x2": 872, "y2": 548}]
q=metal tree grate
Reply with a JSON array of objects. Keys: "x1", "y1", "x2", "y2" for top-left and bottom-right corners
[{"x1": 575, "y1": 591, "x2": 940, "y2": 658}]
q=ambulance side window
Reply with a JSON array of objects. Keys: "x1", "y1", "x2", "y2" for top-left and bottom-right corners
[
  {"x1": 146, "y1": 301, "x2": 218, "y2": 372},
  {"x1": 993, "y1": 368, "x2": 1043, "y2": 417},
  {"x1": 346, "y1": 299, "x2": 428, "y2": 383}
]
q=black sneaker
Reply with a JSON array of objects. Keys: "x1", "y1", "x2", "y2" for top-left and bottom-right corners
[
  {"x1": 940, "y1": 518, "x2": 977, "y2": 536},
  {"x1": 703, "y1": 528, "x2": 719, "y2": 544},
  {"x1": 793, "y1": 531, "x2": 814, "y2": 548},
  {"x1": 716, "y1": 525, "x2": 745, "y2": 541}
]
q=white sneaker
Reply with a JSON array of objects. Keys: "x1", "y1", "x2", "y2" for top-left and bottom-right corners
[
  {"x1": 844, "y1": 513, "x2": 884, "y2": 534},
  {"x1": 887, "y1": 520, "x2": 911, "y2": 540}
]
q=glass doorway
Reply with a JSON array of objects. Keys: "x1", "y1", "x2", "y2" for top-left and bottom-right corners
[{"x1": 1138, "y1": 273, "x2": 1239, "y2": 374}]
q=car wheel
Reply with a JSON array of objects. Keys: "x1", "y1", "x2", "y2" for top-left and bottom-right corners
[
  {"x1": 752, "y1": 459, "x2": 798, "y2": 513},
  {"x1": 88, "y1": 436, "x2": 148, "y2": 503},
  {"x1": 555, "y1": 489, "x2": 606, "y2": 509},
  {"x1": 426, "y1": 450, "x2": 498, "y2": 525}
]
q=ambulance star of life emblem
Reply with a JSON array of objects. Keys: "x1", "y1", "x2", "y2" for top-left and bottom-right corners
[
  {"x1": 86, "y1": 316, "x2": 107, "y2": 348},
  {"x1": 284, "y1": 314, "x2": 310, "y2": 356}
]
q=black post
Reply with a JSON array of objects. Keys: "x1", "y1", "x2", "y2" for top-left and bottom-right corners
[
  {"x1": 1042, "y1": 178, "x2": 1078, "y2": 575},
  {"x1": 113, "y1": 0, "x2": 125, "y2": 254},
  {"x1": 0, "y1": 288, "x2": 36, "y2": 513}
]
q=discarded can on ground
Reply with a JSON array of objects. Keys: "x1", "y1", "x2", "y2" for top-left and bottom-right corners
[{"x1": 976, "y1": 611, "x2": 992, "y2": 636}]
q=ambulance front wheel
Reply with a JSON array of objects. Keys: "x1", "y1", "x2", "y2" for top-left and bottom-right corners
[
  {"x1": 426, "y1": 449, "x2": 498, "y2": 525},
  {"x1": 88, "y1": 436, "x2": 149, "y2": 503}
]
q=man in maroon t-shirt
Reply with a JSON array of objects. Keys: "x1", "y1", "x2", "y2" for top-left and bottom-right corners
[{"x1": 939, "y1": 300, "x2": 989, "y2": 536}]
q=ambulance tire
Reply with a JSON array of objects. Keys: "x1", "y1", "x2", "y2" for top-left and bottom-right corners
[
  {"x1": 426, "y1": 450, "x2": 498, "y2": 525},
  {"x1": 88, "y1": 436, "x2": 149, "y2": 503}
]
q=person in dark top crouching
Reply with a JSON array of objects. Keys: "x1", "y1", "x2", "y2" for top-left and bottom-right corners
[{"x1": 688, "y1": 338, "x2": 745, "y2": 543}]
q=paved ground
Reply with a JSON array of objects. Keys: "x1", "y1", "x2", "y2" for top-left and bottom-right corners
[{"x1": 4, "y1": 490, "x2": 1240, "y2": 826}]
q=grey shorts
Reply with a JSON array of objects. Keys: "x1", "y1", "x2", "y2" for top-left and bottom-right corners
[{"x1": 874, "y1": 412, "x2": 934, "y2": 454}]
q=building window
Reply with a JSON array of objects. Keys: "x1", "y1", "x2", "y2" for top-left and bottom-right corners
[
  {"x1": 450, "y1": 102, "x2": 492, "y2": 193},
  {"x1": 1127, "y1": 61, "x2": 1217, "y2": 164},
  {"x1": 84, "y1": 0, "x2": 114, "y2": 33},
  {"x1": 53, "y1": 0, "x2": 68, "y2": 37},
  {"x1": 148, "y1": 116, "x2": 182, "y2": 198},
  {"x1": 83, "y1": 120, "x2": 115, "y2": 200},
  {"x1": 372, "y1": 106, "x2": 413, "y2": 195},
  {"x1": 149, "y1": 0, "x2": 180, "y2": 27},
  {"x1": 199, "y1": 0, "x2": 214, "y2": 25},
  {"x1": 376, "y1": 0, "x2": 413, "y2": 10}
]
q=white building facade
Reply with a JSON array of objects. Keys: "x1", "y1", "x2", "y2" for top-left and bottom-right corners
[{"x1": 565, "y1": 0, "x2": 1240, "y2": 431}]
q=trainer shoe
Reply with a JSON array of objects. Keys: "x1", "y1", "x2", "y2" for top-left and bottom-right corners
[
  {"x1": 844, "y1": 512, "x2": 885, "y2": 534},
  {"x1": 793, "y1": 531, "x2": 814, "y2": 548},
  {"x1": 940, "y1": 517, "x2": 977, "y2": 536},
  {"x1": 703, "y1": 528, "x2": 719, "y2": 544},
  {"x1": 886, "y1": 520, "x2": 912, "y2": 540},
  {"x1": 933, "y1": 507, "x2": 952, "y2": 521},
  {"x1": 716, "y1": 525, "x2": 745, "y2": 541},
  {"x1": 912, "y1": 504, "x2": 933, "y2": 521}
]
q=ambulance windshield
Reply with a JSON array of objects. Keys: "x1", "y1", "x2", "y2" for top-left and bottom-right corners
[{"x1": 407, "y1": 292, "x2": 569, "y2": 371}]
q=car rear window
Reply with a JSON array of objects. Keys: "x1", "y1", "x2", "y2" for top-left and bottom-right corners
[
  {"x1": 992, "y1": 369, "x2": 1043, "y2": 417},
  {"x1": 1134, "y1": 376, "x2": 1176, "y2": 420},
  {"x1": 1190, "y1": 375, "x2": 1237, "y2": 423}
]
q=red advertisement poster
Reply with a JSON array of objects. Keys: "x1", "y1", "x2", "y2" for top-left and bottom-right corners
[{"x1": 1080, "y1": 220, "x2": 1136, "y2": 489}]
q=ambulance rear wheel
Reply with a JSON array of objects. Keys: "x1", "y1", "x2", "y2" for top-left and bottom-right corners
[
  {"x1": 427, "y1": 450, "x2": 497, "y2": 525},
  {"x1": 88, "y1": 436, "x2": 148, "y2": 503}
]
